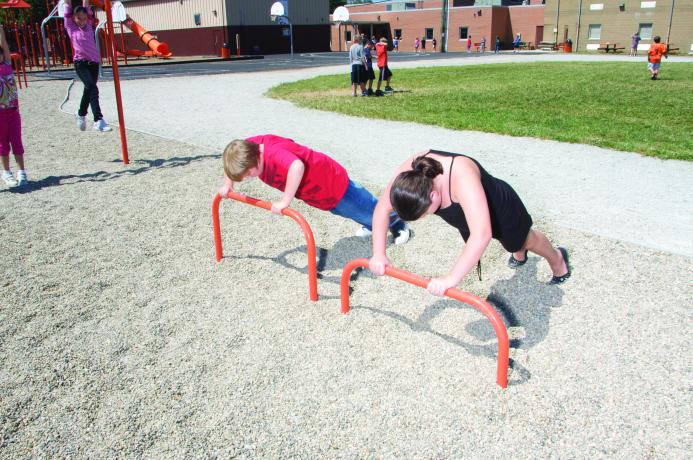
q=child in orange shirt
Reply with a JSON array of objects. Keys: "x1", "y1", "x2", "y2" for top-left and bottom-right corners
[{"x1": 647, "y1": 36, "x2": 668, "y2": 80}]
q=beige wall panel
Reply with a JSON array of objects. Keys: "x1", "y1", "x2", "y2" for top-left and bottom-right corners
[{"x1": 118, "y1": 0, "x2": 226, "y2": 30}]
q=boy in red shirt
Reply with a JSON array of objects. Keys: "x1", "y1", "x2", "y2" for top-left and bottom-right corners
[
  {"x1": 374, "y1": 38, "x2": 393, "y2": 97},
  {"x1": 647, "y1": 35, "x2": 668, "y2": 80},
  {"x1": 218, "y1": 135, "x2": 409, "y2": 243}
]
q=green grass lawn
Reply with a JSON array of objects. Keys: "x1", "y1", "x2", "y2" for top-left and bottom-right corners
[{"x1": 267, "y1": 62, "x2": 693, "y2": 161}]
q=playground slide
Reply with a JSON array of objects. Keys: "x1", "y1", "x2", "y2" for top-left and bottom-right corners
[{"x1": 91, "y1": 0, "x2": 171, "y2": 58}]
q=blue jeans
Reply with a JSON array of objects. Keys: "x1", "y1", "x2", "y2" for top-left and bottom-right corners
[{"x1": 330, "y1": 180, "x2": 405, "y2": 235}]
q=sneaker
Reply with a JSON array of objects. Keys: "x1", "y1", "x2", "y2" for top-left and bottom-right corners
[
  {"x1": 361, "y1": 91, "x2": 368, "y2": 97},
  {"x1": 93, "y1": 119, "x2": 112, "y2": 132},
  {"x1": 16, "y1": 170, "x2": 27, "y2": 186},
  {"x1": 352, "y1": 92, "x2": 357, "y2": 97},
  {"x1": 374, "y1": 90, "x2": 384, "y2": 97},
  {"x1": 2, "y1": 170, "x2": 17, "y2": 187},
  {"x1": 384, "y1": 86, "x2": 394, "y2": 92},
  {"x1": 393, "y1": 225, "x2": 410, "y2": 245},
  {"x1": 76, "y1": 112, "x2": 86, "y2": 131},
  {"x1": 354, "y1": 227, "x2": 372, "y2": 238},
  {"x1": 367, "y1": 88, "x2": 374, "y2": 96}
]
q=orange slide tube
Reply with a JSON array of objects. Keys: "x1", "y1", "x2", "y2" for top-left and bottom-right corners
[
  {"x1": 340, "y1": 258, "x2": 510, "y2": 388},
  {"x1": 212, "y1": 192, "x2": 319, "y2": 302},
  {"x1": 90, "y1": 0, "x2": 171, "y2": 57}
]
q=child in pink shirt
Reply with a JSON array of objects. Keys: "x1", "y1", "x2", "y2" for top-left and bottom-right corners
[
  {"x1": 218, "y1": 134, "x2": 410, "y2": 243},
  {"x1": 63, "y1": 0, "x2": 111, "y2": 132},
  {"x1": 0, "y1": 25, "x2": 25, "y2": 187}
]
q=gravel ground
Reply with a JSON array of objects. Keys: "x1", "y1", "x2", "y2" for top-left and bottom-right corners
[{"x1": 1, "y1": 56, "x2": 692, "y2": 457}]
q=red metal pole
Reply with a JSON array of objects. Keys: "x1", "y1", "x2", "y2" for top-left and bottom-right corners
[
  {"x1": 119, "y1": 22, "x2": 127, "y2": 65},
  {"x1": 10, "y1": 53, "x2": 22, "y2": 89},
  {"x1": 59, "y1": 22, "x2": 69, "y2": 65},
  {"x1": 28, "y1": 24, "x2": 39, "y2": 68},
  {"x1": 212, "y1": 192, "x2": 318, "y2": 302},
  {"x1": 21, "y1": 24, "x2": 32, "y2": 71},
  {"x1": 339, "y1": 258, "x2": 510, "y2": 389},
  {"x1": 12, "y1": 22, "x2": 27, "y2": 88},
  {"x1": 35, "y1": 23, "x2": 45, "y2": 69},
  {"x1": 104, "y1": 0, "x2": 129, "y2": 165}
]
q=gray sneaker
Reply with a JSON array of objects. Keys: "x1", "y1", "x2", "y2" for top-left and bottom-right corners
[
  {"x1": 76, "y1": 112, "x2": 86, "y2": 131},
  {"x1": 93, "y1": 118, "x2": 112, "y2": 132},
  {"x1": 16, "y1": 170, "x2": 27, "y2": 186},
  {"x1": 2, "y1": 170, "x2": 17, "y2": 187}
]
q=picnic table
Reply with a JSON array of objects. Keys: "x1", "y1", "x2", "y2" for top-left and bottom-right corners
[{"x1": 598, "y1": 43, "x2": 625, "y2": 53}]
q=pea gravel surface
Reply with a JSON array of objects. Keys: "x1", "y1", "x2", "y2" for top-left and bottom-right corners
[{"x1": 1, "y1": 55, "x2": 692, "y2": 457}]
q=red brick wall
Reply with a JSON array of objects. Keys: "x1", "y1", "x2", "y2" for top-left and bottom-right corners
[
  {"x1": 508, "y1": 6, "x2": 545, "y2": 48},
  {"x1": 330, "y1": 5, "x2": 545, "y2": 52}
]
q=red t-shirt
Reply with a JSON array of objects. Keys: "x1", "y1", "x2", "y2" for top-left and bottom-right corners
[
  {"x1": 375, "y1": 42, "x2": 388, "y2": 67},
  {"x1": 247, "y1": 134, "x2": 349, "y2": 210},
  {"x1": 648, "y1": 43, "x2": 667, "y2": 64}
]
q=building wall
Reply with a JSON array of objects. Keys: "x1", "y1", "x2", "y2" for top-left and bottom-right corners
[
  {"x1": 107, "y1": 0, "x2": 330, "y2": 55},
  {"x1": 543, "y1": 0, "x2": 693, "y2": 52},
  {"x1": 330, "y1": 2, "x2": 544, "y2": 52}
]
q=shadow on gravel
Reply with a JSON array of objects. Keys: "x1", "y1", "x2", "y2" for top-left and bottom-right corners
[
  {"x1": 0, "y1": 154, "x2": 218, "y2": 194},
  {"x1": 350, "y1": 258, "x2": 564, "y2": 386}
]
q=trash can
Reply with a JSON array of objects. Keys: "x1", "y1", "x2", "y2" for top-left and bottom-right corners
[
  {"x1": 221, "y1": 42, "x2": 231, "y2": 59},
  {"x1": 564, "y1": 39, "x2": 573, "y2": 53}
]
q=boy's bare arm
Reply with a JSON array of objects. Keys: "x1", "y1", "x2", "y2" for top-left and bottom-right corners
[{"x1": 271, "y1": 160, "x2": 305, "y2": 214}]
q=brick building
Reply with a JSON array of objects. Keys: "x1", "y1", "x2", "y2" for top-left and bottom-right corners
[
  {"x1": 107, "y1": 0, "x2": 331, "y2": 56},
  {"x1": 543, "y1": 0, "x2": 693, "y2": 53},
  {"x1": 330, "y1": 1, "x2": 546, "y2": 52}
]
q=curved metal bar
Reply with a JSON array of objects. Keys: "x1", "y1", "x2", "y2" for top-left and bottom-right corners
[
  {"x1": 340, "y1": 258, "x2": 509, "y2": 388},
  {"x1": 212, "y1": 192, "x2": 318, "y2": 302}
]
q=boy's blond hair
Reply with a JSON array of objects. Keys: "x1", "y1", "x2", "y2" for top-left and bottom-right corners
[{"x1": 223, "y1": 139, "x2": 260, "y2": 181}]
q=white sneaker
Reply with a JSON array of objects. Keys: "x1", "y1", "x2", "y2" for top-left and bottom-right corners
[
  {"x1": 16, "y1": 170, "x2": 27, "y2": 186},
  {"x1": 354, "y1": 227, "x2": 372, "y2": 238},
  {"x1": 76, "y1": 112, "x2": 86, "y2": 131},
  {"x1": 93, "y1": 119, "x2": 112, "y2": 132},
  {"x1": 393, "y1": 225, "x2": 410, "y2": 245},
  {"x1": 2, "y1": 170, "x2": 17, "y2": 187}
]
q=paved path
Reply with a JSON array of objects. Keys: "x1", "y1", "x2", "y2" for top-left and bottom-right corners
[{"x1": 66, "y1": 53, "x2": 693, "y2": 256}]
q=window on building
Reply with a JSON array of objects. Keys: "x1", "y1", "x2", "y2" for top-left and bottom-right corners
[
  {"x1": 640, "y1": 1, "x2": 656, "y2": 8},
  {"x1": 588, "y1": 24, "x2": 601, "y2": 40},
  {"x1": 394, "y1": 29, "x2": 402, "y2": 39},
  {"x1": 345, "y1": 30, "x2": 352, "y2": 42},
  {"x1": 638, "y1": 23, "x2": 653, "y2": 39},
  {"x1": 425, "y1": 28, "x2": 434, "y2": 40},
  {"x1": 405, "y1": 2, "x2": 416, "y2": 9},
  {"x1": 459, "y1": 27, "x2": 469, "y2": 40}
]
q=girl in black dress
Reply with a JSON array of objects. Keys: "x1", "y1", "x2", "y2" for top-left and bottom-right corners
[{"x1": 369, "y1": 151, "x2": 570, "y2": 295}]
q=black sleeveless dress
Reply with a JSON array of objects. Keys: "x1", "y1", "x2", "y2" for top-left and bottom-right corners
[{"x1": 428, "y1": 150, "x2": 533, "y2": 253}]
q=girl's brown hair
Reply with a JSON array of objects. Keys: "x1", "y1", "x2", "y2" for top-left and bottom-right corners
[{"x1": 390, "y1": 156, "x2": 443, "y2": 221}]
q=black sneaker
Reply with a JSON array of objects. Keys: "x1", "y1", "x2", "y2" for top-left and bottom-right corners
[
  {"x1": 367, "y1": 88, "x2": 374, "y2": 96},
  {"x1": 384, "y1": 86, "x2": 394, "y2": 92},
  {"x1": 375, "y1": 90, "x2": 384, "y2": 97}
]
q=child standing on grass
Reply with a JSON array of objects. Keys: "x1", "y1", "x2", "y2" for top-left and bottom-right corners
[
  {"x1": 375, "y1": 37, "x2": 393, "y2": 96},
  {"x1": 647, "y1": 36, "x2": 668, "y2": 80},
  {"x1": 63, "y1": 0, "x2": 112, "y2": 132},
  {"x1": 363, "y1": 39, "x2": 376, "y2": 96},
  {"x1": 0, "y1": 25, "x2": 26, "y2": 187},
  {"x1": 218, "y1": 135, "x2": 410, "y2": 244}
]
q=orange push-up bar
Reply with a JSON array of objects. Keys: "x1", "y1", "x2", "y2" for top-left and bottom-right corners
[
  {"x1": 212, "y1": 191, "x2": 318, "y2": 301},
  {"x1": 340, "y1": 258, "x2": 509, "y2": 388}
]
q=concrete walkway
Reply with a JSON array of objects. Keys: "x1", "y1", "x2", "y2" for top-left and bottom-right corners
[{"x1": 77, "y1": 53, "x2": 693, "y2": 256}]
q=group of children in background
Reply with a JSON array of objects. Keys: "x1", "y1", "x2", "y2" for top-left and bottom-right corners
[{"x1": 350, "y1": 35, "x2": 393, "y2": 97}]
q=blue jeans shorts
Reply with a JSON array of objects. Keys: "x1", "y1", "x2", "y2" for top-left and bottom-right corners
[{"x1": 330, "y1": 180, "x2": 405, "y2": 235}]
